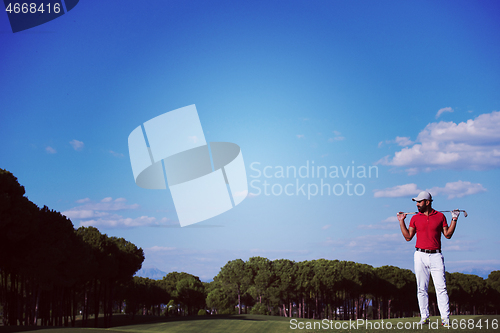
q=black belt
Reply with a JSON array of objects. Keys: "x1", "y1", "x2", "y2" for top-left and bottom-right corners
[{"x1": 416, "y1": 248, "x2": 441, "y2": 254}]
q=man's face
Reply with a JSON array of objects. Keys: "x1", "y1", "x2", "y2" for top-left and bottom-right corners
[{"x1": 416, "y1": 199, "x2": 430, "y2": 212}]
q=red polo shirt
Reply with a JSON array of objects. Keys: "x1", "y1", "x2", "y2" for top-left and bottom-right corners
[{"x1": 409, "y1": 210, "x2": 448, "y2": 250}]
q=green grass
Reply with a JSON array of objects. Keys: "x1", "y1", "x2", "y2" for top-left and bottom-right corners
[{"x1": 0, "y1": 314, "x2": 499, "y2": 333}]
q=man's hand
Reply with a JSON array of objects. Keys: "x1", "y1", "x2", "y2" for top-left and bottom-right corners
[
  {"x1": 444, "y1": 210, "x2": 460, "y2": 239},
  {"x1": 397, "y1": 212, "x2": 407, "y2": 223},
  {"x1": 398, "y1": 212, "x2": 414, "y2": 241}
]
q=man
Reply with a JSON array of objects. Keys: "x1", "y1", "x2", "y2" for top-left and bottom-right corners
[{"x1": 397, "y1": 191, "x2": 459, "y2": 328}]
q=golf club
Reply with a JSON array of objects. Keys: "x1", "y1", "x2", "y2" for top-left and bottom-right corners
[{"x1": 399, "y1": 210, "x2": 468, "y2": 217}]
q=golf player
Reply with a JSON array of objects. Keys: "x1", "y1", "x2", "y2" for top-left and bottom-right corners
[{"x1": 397, "y1": 191, "x2": 459, "y2": 328}]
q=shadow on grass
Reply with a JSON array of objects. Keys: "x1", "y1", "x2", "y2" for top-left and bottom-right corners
[
  {"x1": 0, "y1": 314, "x2": 279, "y2": 332},
  {"x1": 154, "y1": 314, "x2": 273, "y2": 323}
]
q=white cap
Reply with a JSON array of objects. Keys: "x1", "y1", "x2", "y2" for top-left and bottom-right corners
[{"x1": 412, "y1": 191, "x2": 432, "y2": 202}]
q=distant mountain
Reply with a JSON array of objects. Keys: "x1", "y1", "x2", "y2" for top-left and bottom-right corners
[{"x1": 134, "y1": 267, "x2": 167, "y2": 280}]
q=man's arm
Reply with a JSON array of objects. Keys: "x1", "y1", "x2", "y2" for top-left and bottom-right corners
[
  {"x1": 443, "y1": 210, "x2": 459, "y2": 239},
  {"x1": 398, "y1": 212, "x2": 416, "y2": 241}
]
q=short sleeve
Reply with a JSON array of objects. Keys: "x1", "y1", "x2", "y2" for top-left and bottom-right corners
[
  {"x1": 442, "y1": 214, "x2": 449, "y2": 228},
  {"x1": 409, "y1": 216, "x2": 416, "y2": 229}
]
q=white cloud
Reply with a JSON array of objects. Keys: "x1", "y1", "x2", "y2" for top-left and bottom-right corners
[
  {"x1": 80, "y1": 215, "x2": 159, "y2": 228},
  {"x1": 147, "y1": 246, "x2": 177, "y2": 252},
  {"x1": 69, "y1": 139, "x2": 84, "y2": 151},
  {"x1": 322, "y1": 224, "x2": 331, "y2": 230},
  {"x1": 325, "y1": 233, "x2": 409, "y2": 254},
  {"x1": 78, "y1": 200, "x2": 139, "y2": 211},
  {"x1": 394, "y1": 136, "x2": 413, "y2": 147},
  {"x1": 359, "y1": 216, "x2": 399, "y2": 230},
  {"x1": 109, "y1": 150, "x2": 124, "y2": 158},
  {"x1": 378, "y1": 111, "x2": 500, "y2": 173},
  {"x1": 378, "y1": 137, "x2": 413, "y2": 148},
  {"x1": 159, "y1": 217, "x2": 175, "y2": 224},
  {"x1": 63, "y1": 210, "x2": 109, "y2": 219},
  {"x1": 329, "y1": 131, "x2": 345, "y2": 142},
  {"x1": 436, "y1": 107, "x2": 454, "y2": 119},
  {"x1": 249, "y1": 249, "x2": 311, "y2": 256},
  {"x1": 427, "y1": 180, "x2": 486, "y2": 199},
  {"x1": 374, "y1": 181, "x2": 485, "y2": 200},
  {"x1": 442, "y1": 239, "x2": 476, "y2": 252},
  {"x1": 374, "y1": 183, "x2": 421, "y2": 198},
  {"x1": 62, "y1": 197, "x2": 179, "y2": 229},
  {"x1": 62, "y1": 197, "x2": 140, "y2": 222},
  {"x1": 383, "y1": 216, "x2": 399, "y2": 223},
  {"x1": 46, "y1": 146, "x2": 56, "y2": 154},
  {"x1": 297, "y1": 134, "x2": 305, "y2": 139}
]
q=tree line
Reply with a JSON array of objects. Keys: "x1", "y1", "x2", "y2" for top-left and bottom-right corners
[
  {"x1": 0, "y1": 169, "x2": 144, "y2": 327},
  {"x1": 118, "y1": 258, "x2": 500, "y2": 320},
  {"x1": 206, "y1": 258, "x2": 500, "y2": 319},
  {"x1": 1, "y1": 168, "x2": 499, "y2": 326}
]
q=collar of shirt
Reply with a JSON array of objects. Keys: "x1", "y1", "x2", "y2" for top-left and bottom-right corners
[{"x1": 417, "y1": 209, "x2": 437, "y2": 216}]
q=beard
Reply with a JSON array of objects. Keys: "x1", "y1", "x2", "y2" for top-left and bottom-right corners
[{"x1": 417, "y1": 204, "x2": 427, "y2": 213}]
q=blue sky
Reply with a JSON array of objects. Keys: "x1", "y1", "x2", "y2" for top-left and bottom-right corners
[{"x1": 1, "y1": 0, "x2": 499, "y2": 281}]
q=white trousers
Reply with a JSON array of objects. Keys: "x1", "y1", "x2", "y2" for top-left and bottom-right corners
[{"x1": 414, "y1": 250, "x2": 450, "y2": 319}]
